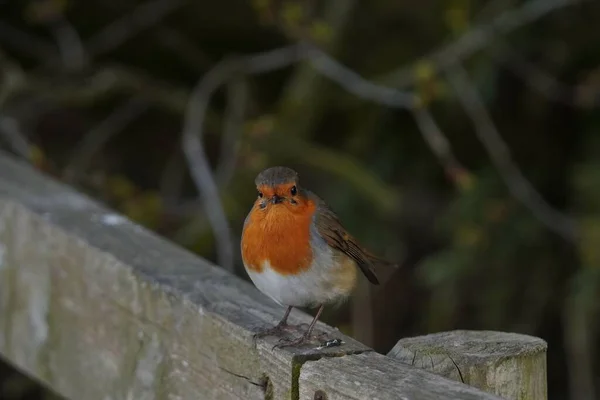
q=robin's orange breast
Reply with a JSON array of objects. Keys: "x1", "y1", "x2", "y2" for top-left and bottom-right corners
[{"x1": 241, "y1": 199, "x2": 316, "y2": 276}]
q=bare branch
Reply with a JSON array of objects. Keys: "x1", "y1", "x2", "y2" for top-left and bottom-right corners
[
  {"x1": 87, "y1": 0, "x2": 185, "y2": 57},
  {"x1": 378, "y1": 0, "x2": 587, "y2": 88},
  {"x1": 181, "y1": 59, "x2": 238, "y2": 272},
  {"x1": 15, "y1": 65, "x2": 189, "y2": 113},
  {"x1": 64, "y1": 97, "x2": 148, "y2": 182},
  {"x1": 489, "y1": 40, "x2": 599, "y2": 108},
  {"x1": 412, "y1": 107, "x2": 466, "y2": 182},
  {"x1": 306, "y1": 45, "x2": 416, "y2": 108},
  {"x1": 48, "y1": 18, "x2": 88, "y2": 71},
  {"x1": 243, "y1": 43, "x2": 309, "y2": 73},
  {"x1": 158, "y1": 82, "x2": 247, "y2": 216},
  {"x1": 215, "y1": 78, "x2": 248, "y2": 187},
  {"x1": 445, "y1": 62, "x2": 578, "y2": 242},
  {"x1": 167, "y1": 79, "x2": 247, "y2": 244}
]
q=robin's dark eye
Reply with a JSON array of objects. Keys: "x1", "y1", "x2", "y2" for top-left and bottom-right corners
[
  {"x1": 257, "y1": 191, "x2": 263, "y2": 198},
  {"x1": 290, "y1": 185, "x2": 297, "y2": 196}
]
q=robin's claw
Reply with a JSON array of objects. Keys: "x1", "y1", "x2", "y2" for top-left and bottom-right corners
[
  {"x1": 272, "y1": 333, "x2": 314, "y2": 349},
  {"x1": 253, "y1": 322, "x2": 294, "y2": 339}
]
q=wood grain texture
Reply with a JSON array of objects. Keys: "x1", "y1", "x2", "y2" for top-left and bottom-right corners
[
  {"x1": 299, "y1": 352, "x2": 504, "y2": 400},
  {"x1": 0, "y1": 152, "x2": 512, "y2": 400},
  {"x1": 388, "y1": 330, "x2": 548, "y2": 400}
]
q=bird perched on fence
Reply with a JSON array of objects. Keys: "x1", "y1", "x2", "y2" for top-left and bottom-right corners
[{"x1": 241, "y1": 166, "x2": 395, "y2": 347}]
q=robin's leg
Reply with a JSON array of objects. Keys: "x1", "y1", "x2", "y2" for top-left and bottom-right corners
[
  {"x1": 274, "y1": 304, "x2": 325, "y2": 348},
  {"x1": 254, "y1": 306, "x2": 294, "y2": 338}
]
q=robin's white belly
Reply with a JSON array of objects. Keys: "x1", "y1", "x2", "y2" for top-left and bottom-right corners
[{"x1": 244, "y1": 250, "x2": 357, "y2": 308}]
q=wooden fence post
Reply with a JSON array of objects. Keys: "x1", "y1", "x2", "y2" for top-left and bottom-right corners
[{"x1": 388, "y1": 330, "x2": 548, "y2": 400}]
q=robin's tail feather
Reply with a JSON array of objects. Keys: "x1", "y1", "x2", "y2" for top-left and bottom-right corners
[
  {"x1": 351, "y1": 252, "x2": 399, "y2": 286},
  {"x1": 365, "y1": 252, "x2": 400, "y2": 286}
]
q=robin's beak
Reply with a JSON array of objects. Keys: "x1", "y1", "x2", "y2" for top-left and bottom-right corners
[{"x1": 270, "y1": 195, "x2": 283, "y2": 204}]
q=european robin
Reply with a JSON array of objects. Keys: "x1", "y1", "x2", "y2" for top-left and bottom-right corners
[{"x1": 241, "y1": 166, "x2": 394, "y2": 347}]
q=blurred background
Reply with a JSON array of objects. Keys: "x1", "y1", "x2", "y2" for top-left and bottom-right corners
[{"x1": 1, "y1": 0, "x2": 599, "y2": 399}]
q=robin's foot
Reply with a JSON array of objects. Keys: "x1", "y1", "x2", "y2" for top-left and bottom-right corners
[
  {"x1": 272, "y1": 333, "x2": 312, "y2": 349},
  {"x1": 272, "y1": 331, "x2": 327, "y2": 349},
  {"x1": 253, "y1": 322, "x2": 294, "y2": 339}
]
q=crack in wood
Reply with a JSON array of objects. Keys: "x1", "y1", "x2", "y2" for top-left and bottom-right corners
[
  {"x1": 446, "y1": 353, "x2": 465, "y2": 384},
  {"x1": 218, "y1": 366, "x2": 265, "y2": 387}
]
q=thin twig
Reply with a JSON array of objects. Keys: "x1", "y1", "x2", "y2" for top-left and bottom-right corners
[
  {"x1": 172, "y1": 79, "x2": 248, "y2": 241},
  {"x1": 489, "y1": 41, "x2": 598, "y2": 108},
  {"x1": 412, "y1": 107, "x2": 465, "y2": 179},
  {"x1": 445, "y1": 62, "x2": 578, "y2": 242},
  {"x1": 30, "y1": 0, "x2": 183, "y2": 70},
  {"x1": 181, "y1": 59, "x2": 238, "y2": 272},
  {"x1": 379, "y1": 0, "x2": 587, "y2": 88},
  {"x1": 306, "y1": 45, "x2": 416, "y2": 108},
  {"x1": 48, "y1": 18, "x2": 88, "y2": 71},
  {"x1": 215, "y1": 78, "x2": 248, "y2": 187},
  {"x1": 243, "y1": 43, "x2": 309, "y2": 73},
  {"x1": 87, "y1": 0, "x2": 185, "y2": 57},
  {"x1": 64, "y1": 97, "x2": 148, "y2": 182},
  {"x1": 17, "y1": 65, "x2": 189, "y2": 113}
]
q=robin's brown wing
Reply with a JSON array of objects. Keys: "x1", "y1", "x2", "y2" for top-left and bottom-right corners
[{"x1": 310, "y1": 193, "x2": 381, "y2": 285}]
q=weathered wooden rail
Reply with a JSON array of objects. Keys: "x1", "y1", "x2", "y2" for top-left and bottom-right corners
[{"x1": 0, "y1": 152, "x2": 547, "y2": 399}]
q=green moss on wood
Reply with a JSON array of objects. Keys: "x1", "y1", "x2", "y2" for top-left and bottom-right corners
[{"x1": 291, "y1": 358, "x2": 303, "y2": 400}]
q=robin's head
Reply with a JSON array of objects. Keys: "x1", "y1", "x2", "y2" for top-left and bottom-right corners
[{"x1": 253, "y1": 166, "x2": 310, "y2": 213}]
